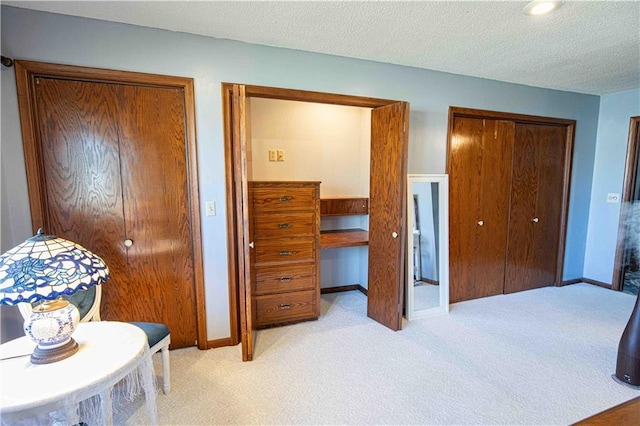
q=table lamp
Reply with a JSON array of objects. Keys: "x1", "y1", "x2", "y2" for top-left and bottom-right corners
[{"x1": 0, "y1": 229, "x2": 109, "y2": 364}]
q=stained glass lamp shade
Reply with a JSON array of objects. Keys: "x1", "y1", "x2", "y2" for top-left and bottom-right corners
[{"x1": 0, "y1": 229, "x2": 109, "y2": 364}]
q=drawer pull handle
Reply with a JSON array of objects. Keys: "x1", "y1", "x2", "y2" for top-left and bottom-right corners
[
  {"x1": 279, "y1": 277, "x2": 293, "y2": 282},
  {"x1": 279, "y1": 304, "x2": 291, "y2": 310},
  {"x1": 279, "y1": 196, "x2": 292, "y2": 202},
  {"x1": 278, "y1": 223, "x2": 291, "y2": 229},
  {"x1": 279, "y1": 250, "x2": 294, "y2": 256}
]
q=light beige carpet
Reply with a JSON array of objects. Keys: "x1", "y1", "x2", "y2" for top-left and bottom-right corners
[{"x1": 118, "y1": 283, "x2": 639, "y2": 425}]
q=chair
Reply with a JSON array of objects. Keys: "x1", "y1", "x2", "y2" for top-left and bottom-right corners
[{"x1": 18, "y1": 286, "x2": 171, "y2": 394}]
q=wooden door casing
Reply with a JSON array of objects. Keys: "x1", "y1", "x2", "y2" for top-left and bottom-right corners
[
  {"x1": 223, "y1": 84, "x2": 410, "y2": 357},
  {"x1": 232, "y1": 84, "x2": 257, "y2": 361},
  {"x1": 613, "y1": 117, "x2": 640, "y2": 290},
  {"x1": 448, "y1": 117, "x2": 514, "y2": 303},
  {"x1": 367, "y1": 102, "x2": 409, "y2": 331},
  {"x1": 15, "y1": 61, "x2": 205, "y2": 349}
]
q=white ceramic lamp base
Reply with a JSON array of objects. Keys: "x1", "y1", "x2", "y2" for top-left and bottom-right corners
[{"x1": 24, "y1": 299, "x2": 80, "y2": 364}]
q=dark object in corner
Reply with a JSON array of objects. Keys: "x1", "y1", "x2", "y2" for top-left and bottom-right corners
[
  {"x1": 1, "y1": 56, "x2": 14, "y2": 68},
  {"x1": 614, "y1": 292, "x2": 640, "y2": 388}
]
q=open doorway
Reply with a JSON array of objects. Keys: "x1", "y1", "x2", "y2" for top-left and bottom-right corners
[{"x1": 222, "y1": 84, "x2": 409, "y2": 360}]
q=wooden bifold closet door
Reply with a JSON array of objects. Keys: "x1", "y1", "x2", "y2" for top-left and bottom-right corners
[
  {"x1": 448, "y1": 108, "x2": 574, "y2": 303},
  {"x1": 504, "y1": 123, "x2": 567, "y2": 293},
  {"x1": 16, "y1": 62, "x2": 205, "y2": 349},
  {"x1": 449, "y1": 117, "x2": 515, "y2": 302}
]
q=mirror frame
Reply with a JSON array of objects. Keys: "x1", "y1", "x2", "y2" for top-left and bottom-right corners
[{"x1": 406, "y1": 174, "x2": 449, "y2": 320}]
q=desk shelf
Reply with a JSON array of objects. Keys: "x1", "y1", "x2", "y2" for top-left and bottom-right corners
[{"x1": 320, "y1": 229, "x2": 369, "y2": 249}]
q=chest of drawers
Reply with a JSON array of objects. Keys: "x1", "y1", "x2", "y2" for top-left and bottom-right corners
[{"x1": 249, "y1": 181, "x2": 321, "y2": 327}]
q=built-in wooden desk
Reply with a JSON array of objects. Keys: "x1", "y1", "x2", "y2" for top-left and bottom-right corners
[{"x1": 320, "y1": 229, "x2": 369, "y2": 249}]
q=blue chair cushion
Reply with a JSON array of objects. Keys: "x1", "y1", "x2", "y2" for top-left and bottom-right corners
[{"x1": 129, "y1": 322, "x2": 170, "y2": 348}]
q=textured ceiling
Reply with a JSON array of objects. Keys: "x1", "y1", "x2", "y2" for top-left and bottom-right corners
[{"x1": 4, "y1": 1, "x2": 640, "y2": 95}]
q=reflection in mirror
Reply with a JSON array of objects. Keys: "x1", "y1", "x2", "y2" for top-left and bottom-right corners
[{"x1": 406, "y1": 174, "x2": 449, "y2": 320}]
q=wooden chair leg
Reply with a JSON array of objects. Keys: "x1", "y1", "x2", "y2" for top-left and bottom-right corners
[{"x1": 161, "y1": 344, "x2": 170, "y2": 394}]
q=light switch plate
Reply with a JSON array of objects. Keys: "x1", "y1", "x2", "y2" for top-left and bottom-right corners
[
  {"x1": 205, "y1": 201, "x2": 216, "y2": 216},
  {"x1": 606, "y1": 193, "x2": 620, "y2": 203},
  {"x1": 277, "y1": 149, "x2": 285, "y2": 161}
]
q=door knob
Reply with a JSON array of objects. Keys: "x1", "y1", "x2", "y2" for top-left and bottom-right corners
[
  {"x1": 124, "y1": 239, "x2": 133, "y2": 247},
  {"x1": 477, "y1": 220, "x2": 484, "y2": 226},
  {"x1": 249, "y1": 241, "x2": 254, "y2": 248},
  {"x1": 392, "y1": 232, "x2": 398, "y2": 239},
  {"x1": 532, "y1": 217, "x2": 539, "y2": 223}
]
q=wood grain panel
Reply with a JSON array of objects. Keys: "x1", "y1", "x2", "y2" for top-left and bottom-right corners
[
  {"x1": 320, "y1": 198, "x2": 369, "y2": 216},
  {"x1": 34, "y1": 78, "x2": 128, "y2": 298},
  {"x1": 573, "y1": 396, "x2": 640, "y2": 425},
  {"x1": 504, "y1": 124, "x2": 540, "y2": 292},
  {"x1": 253, "y1": 238, "x2": 316, "y2": 266},
  {"x1": 253, "y1": 212, "x2": 316, "y2": 239},
  {"x1": 320, "y1": 229, "x2": 369, "y2": 249},
  {"x1": 232, "y1": 85, "x2": 256, "y2": 361},
  {"x1": 251, "y1": 184, "x2": 319, "y2": 213},
  {"x1": 255, "y1": 289, "x2": 316, "y2": 326},
  {"x1": 532, "y1": 125, "x2": 567, "y2": 288},
  {"x1": 505, "y1": 123, "x2": 566, "y2": 293},
  {"x1": 254, "y1": 264, "x2": 316, "y2": 295},
  {"x1": 449, "y1": 106, "x2": 576, "y2": 127},
  {"x1": 505, "y1": 124, "x2": 566, "y2": 293},
  {"x1": 243, "y1": 84, "x2": 399, "y2": 108},
  {"x1": 448, "y1": 117, "x2": 514, "y2": 302},
  {"x1": 367, "y1": 102, "x2": 409, "y2": 331},
  {"x1": 16, "y1": 61, "x2": 205, "y2": 351},
  {"x1": 116, "y1": 84, "x2": 197, "y2": 348}
]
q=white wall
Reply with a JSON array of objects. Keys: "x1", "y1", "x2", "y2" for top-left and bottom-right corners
[
  {"x1": 250, "y1": 99, "x2": 370, "y2": 197},
  {"x1": 1, "y1": 6, "x2": 601, "y2": 342},
  {"x1": 583, "y1": 89, "x2": 640, "y2": 283}
]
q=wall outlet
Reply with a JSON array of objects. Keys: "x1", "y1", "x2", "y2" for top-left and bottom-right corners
[
  {"x1": 277, "y1": 149, "x2": 285, "y2": 161},
  {"x1": 268, "y1": 150, "x2": 277, "y2": 162},
  {"x1": 606, "y1": 193, "x2": 620, "y2": 203},
  {"x1": 205, "y1": 201, "x2": 216, "y2": 216}
]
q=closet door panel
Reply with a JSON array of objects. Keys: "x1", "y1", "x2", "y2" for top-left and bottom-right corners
[
  {"x1": 504, "y1": 124, "x2": 539, "y2": 292},
  {"x1": 368, "y1": 101, "x2": 409, "y2": 331},
  {"x1": 34, "y1": 78, "x2": 129, "y2": 297},
  {"x1": 449, "y1": 117, "x2": 514, "y2": 302},
  {"x1": 505, "y1": 123, "x2": 566, "y2": 293},
  {"x1": 117, "y1": 85, "x2": 197, "y2": 348},
  {"x1": 532, "y1": 125, "x2": 567, "y2": 287}
]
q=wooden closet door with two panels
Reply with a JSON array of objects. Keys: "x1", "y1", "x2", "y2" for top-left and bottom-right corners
[
  {"x1": 447, "y1": 108, "x2": 573, "y2": 303},
  {"x1": 26, "y1": 76, "x2": 198, "y2": 348}
]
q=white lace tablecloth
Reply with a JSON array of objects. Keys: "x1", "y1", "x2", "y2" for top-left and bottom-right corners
[{"x1": 0, "y1": 321, "x2": 157, "y2": 425}]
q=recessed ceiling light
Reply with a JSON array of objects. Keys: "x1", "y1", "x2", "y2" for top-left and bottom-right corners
[{"x1": 523, "y1": 1, "x2": 563, "y2": 16}]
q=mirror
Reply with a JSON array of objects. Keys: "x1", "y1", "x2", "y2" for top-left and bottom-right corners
[{"x1": 406, "y1": 174, "x2": 449, "y2": 320}]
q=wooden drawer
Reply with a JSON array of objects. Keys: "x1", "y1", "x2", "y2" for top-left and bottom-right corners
[
  {"x1": 253, "y1": 212, "x2": 316, "y2": 239},
  {"x1": 254, "y1": 264, "x2": 316, "y2": 295},
  {"x1": 252, "y1": 185, "x2": 317, "y2": 213},
  {"x1": 255, "y1": 290, "x2": 317, "y2": 326},
  {"x1": 254, "y1": 238, "x2": 316, "y2": 266}
]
